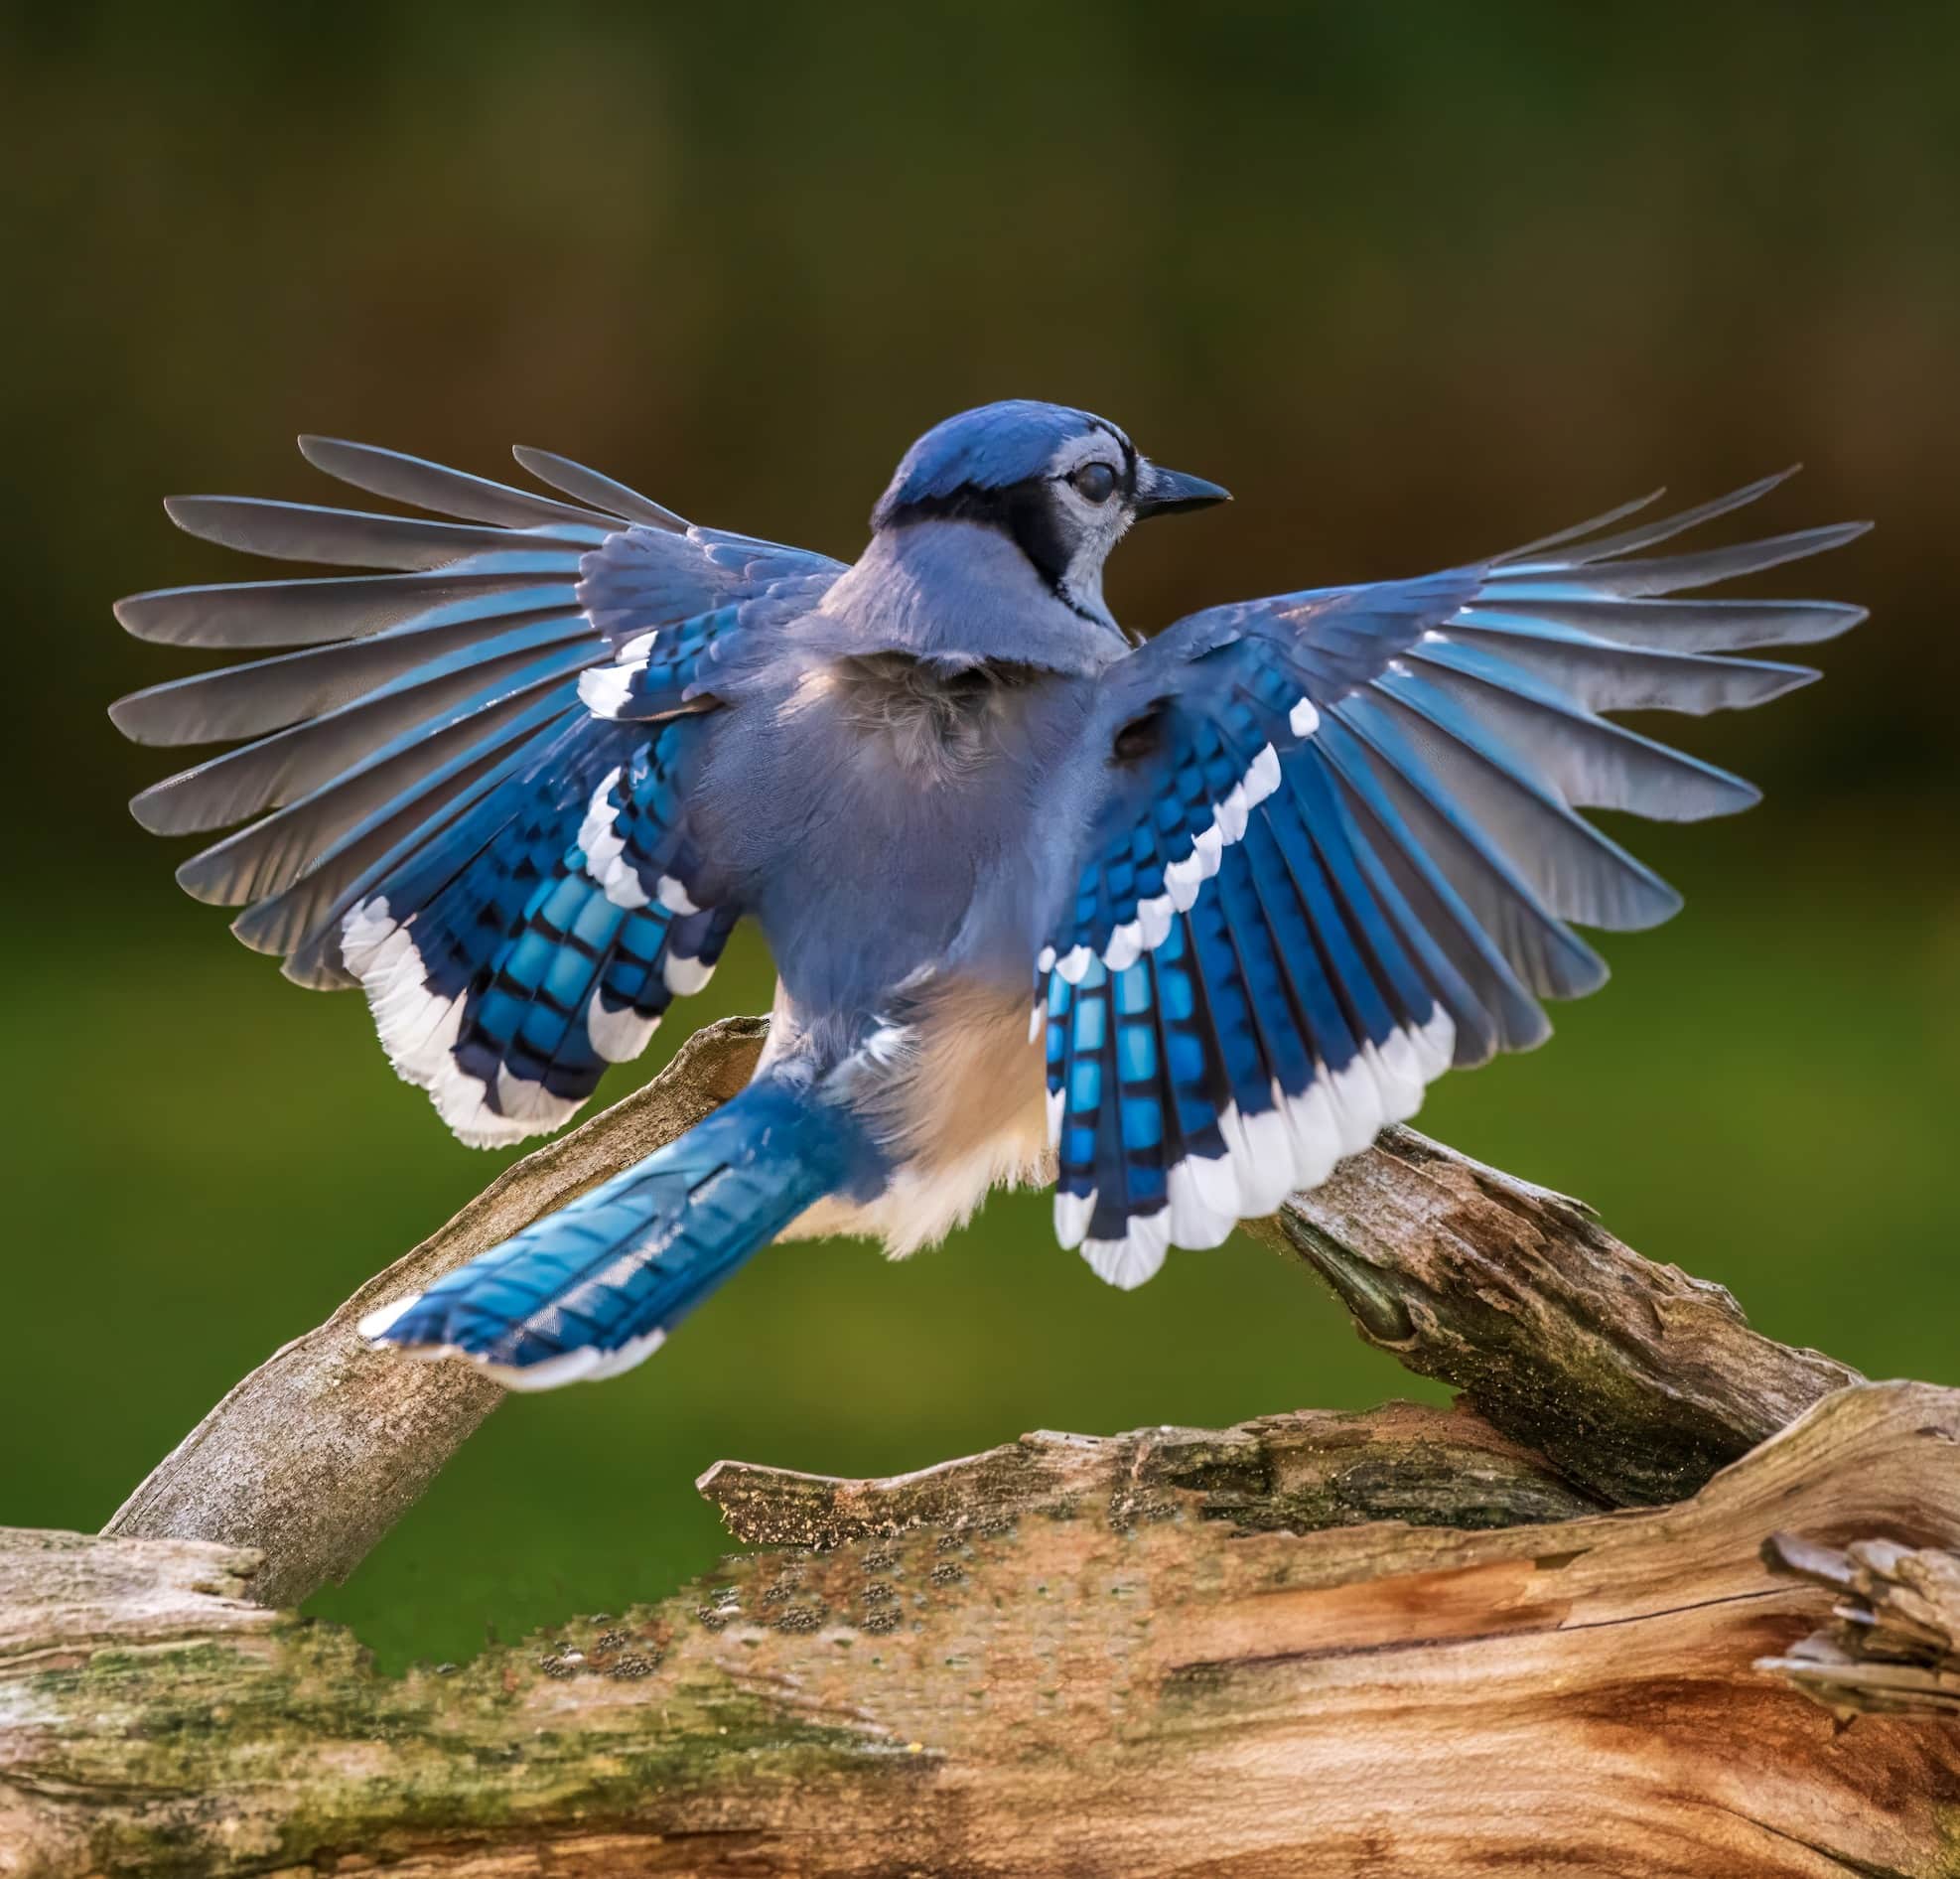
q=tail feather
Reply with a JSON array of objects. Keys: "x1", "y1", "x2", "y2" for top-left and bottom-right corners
[{"x1": 359, "y1": 1081, "x2": 859, "y2": 1388}]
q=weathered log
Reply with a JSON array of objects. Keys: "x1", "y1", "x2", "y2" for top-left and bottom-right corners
[
  {"x1": 15, "y1": 1015, "x2": 1954, "y2": 1869},
  {"x1": 698, "y1": 1398, "x2": 1605, "y2": 1546},
  {"x1": 7, "y1": 1382, "x2": 1958, "y2": 1877},
  {"x1": 104, "y1": 1015, "x2": 1860, "y2": 1607}
]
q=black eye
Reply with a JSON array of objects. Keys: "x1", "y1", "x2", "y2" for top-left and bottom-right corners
[{"x1": 1069, "y1": 462, "x2": 1118, "y2": 505}]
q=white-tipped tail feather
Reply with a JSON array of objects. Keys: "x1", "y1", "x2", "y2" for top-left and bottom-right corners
[{"x1": 358, "y1": 1287, "x2": 668, "y2": 1391}]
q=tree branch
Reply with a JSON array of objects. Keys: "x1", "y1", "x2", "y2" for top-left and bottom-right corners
[
  {"x1": 11, "y1": 1383, "x2": 1960, "y2": 1877},
  {"x1": 103, "y1": 1017, "x2": 768, "y2": 1608},
  {"x1": 1242, "y1": 1130, "x2": 1860, "y2": 1505},
  {"x1": 699, "y1": 1397, "x2": 1607, "y2": 1546},
  {"x1": 105, "y1": 1015, "x2": 1863, "y2": 1607},
  {"x1": 16, "y1": 1016, "x2": 1953, "y2": 1870}
]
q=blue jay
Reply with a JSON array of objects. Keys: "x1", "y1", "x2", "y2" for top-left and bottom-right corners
[{"x1": 112, "y1": 402, "x2": 1866, "y2": 1389}]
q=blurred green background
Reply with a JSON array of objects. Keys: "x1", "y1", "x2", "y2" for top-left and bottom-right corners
[{"x1": 2, "y1": 5, "x2": 1955, "y2": 1669}]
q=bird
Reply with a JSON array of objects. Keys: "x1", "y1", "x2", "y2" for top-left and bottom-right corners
[{"x1": 111, "y1": 401, "x2": 1867, "y2": 1389}]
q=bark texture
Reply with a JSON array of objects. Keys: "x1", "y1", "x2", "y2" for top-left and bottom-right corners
[
  {"x1": 5, "y1": 1385, "x2": 1958, "y2": 1877},
  {"x1": 1762, "y1": 1533, "x2": 1960, "y2": 1720},
  {"x1": 1242, "y1": 1129, "x2": 1861, "y2": 1505}
]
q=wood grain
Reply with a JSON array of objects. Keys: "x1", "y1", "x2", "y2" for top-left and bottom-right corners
[{"x1": 7, "y1": 1384, "x2": 1957, "y2": 1877}]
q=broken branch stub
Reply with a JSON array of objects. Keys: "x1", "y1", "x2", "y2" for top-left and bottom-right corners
[{"x1": 1247, "y1": 1126, "x2": 1861, "y2": 1506}]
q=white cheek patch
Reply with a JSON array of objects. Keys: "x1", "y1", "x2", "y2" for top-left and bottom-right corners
[{"x1": 1042, "y1": 435, "x2": 1136, "y2": 627}]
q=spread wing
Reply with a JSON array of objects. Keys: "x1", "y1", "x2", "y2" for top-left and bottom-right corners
[
  {"x1": 112, "y1": 437, "x2": 842, "y2": 1145},
  {"x1": 1036, "y1": 471, "x2": 1867, "y2": 1286}
]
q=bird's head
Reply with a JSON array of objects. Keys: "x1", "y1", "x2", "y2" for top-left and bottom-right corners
[{"x1": 870, "y1": 400, "x2": 1228, "y2": 632}]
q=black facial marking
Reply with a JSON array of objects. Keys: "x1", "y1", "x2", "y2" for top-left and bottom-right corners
[
  {"x1": 1003, "y1": 479, "x2": 1072, "y2": 592},
  {"x1": 881, "y1": 479, "x2": 1096, "y2": 619}
]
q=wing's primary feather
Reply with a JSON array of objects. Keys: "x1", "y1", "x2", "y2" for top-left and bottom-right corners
[
  {"x1": 113, "y1": 439, "x2": 843, "y2": 1145},
  {"x1": 1040, "y1": 475, "x2": 1867, "y2": 1284},
  {"x1": 511, "y1": 445, "x2": 690, "y2": 531},
  {"x1": 296, "y1": 435, "x2": 622, "y2": 531}
]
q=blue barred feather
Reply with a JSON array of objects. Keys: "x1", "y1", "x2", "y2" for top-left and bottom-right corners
[
  {"x1": 1038, "y1": 469, "x2": 1867, "y2": 1280},
  {"x1": 341, "y1": 715, "x2": 731, "y2": 1145},
  {"x1": 358, "y1": 1081, "x2": 861, "y2": 1387},
  {"x1": 114, "y1": 436, "x2": 840, "y2": 1141}
]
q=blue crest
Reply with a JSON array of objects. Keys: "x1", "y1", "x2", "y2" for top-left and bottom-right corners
[{"x1": 872, "y1": 400, "x2": 1125, "y2": 527}]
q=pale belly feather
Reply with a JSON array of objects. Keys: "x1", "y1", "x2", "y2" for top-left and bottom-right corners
[{"x1": 782, "y1": 977, "x2": 1053, "y2": 1256}]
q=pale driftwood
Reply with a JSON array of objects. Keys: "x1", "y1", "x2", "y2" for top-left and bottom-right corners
[
  {"x1": 1760, "y1": 1533, "x2": 1960, "y2": 1720},
  {"x1": 105, "y1": 1014, "x2": 1859, "y2": 1607},
  {"x1": 7, "y1": 1383, "x2": 1959, "y2": 1878},
  {"x1": 104, "y1": 1017, "x2": 769, "y2": 1608}
]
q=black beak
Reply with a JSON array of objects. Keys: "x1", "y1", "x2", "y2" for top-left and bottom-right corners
[{"x1": 1133, "y1": 461, "x2": 1231, "y2": 518}]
